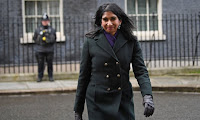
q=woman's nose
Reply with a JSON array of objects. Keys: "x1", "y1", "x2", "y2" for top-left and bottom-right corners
[{"x1": 107, "y1": 20, "x2": 113, "y2": 25}]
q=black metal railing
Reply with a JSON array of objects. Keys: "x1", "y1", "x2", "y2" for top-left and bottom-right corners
[{"x1": 0, "y1": 14, "x2": 200, "y2": 74}]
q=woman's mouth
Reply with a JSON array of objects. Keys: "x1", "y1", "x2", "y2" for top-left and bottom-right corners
[{"x1": 107, "y1": 27, "x2": 113, "y2": 30}]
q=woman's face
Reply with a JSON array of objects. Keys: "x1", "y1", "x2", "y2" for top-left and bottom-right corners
[{"x1": 101, "y1": 11, "x2": 122, "y2": 36}]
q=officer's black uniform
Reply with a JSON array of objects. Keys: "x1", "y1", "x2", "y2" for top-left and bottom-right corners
[{"x1": 33, "y1": 13, "x2": 56, "y2": 82}]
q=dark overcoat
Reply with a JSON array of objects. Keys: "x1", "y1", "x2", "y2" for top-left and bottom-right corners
[{"x1": 74, "y1": 31, "x2": 152, "y2": 120}]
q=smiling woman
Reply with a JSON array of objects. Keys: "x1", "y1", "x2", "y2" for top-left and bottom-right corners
[
  {"x1": 74, "y1": 3, "x2": 154, "y2": 120},
  {"x1": 101, "y1": 11, "x2": 122, "y2": 35}
]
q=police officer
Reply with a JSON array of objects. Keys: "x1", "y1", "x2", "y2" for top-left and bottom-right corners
[{"x1": 33, "y1": 13, "x2": 56, "y2": 82}]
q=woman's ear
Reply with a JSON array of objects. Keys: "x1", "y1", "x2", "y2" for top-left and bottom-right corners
[{"x1": 120, "y1": 20, "x2": 122, "y2": 25}]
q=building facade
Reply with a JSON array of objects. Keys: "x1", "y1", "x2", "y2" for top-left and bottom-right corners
[{"x1": 0, "y1": 0, "x2": 200, "y2": 73}]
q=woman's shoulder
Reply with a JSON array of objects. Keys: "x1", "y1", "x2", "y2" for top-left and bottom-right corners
[
  {"x1": 118, "y1": 31, "x2": 137, "y2": 43},
  {"x1": 85, "y1": 27, "x2": 103, "y2": 39},
  {"x1": 132, "y1": 35, "x2": 138, "y2": 42},
  {"x1": 85, "y1": 31, "x2": 103, "y2": 40}
]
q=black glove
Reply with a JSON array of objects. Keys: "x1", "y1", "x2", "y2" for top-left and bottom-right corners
[
  {"x1": 143, "y1": 95, "x2": 155, "y2": 117},
  {"x1": 75, "y1": 112, "x2": 83, "y2": 120}
]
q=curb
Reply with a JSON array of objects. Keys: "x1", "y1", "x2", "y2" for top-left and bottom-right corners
[
  {"x1": 0, "y1": 86, "x2": 199, "y2": 96},
  {"x1": 152, "y1": 87, "x2": 200, "y2": 92},
  {"x1": 0, "y1": 88, "x2": 76, "y2": 95}
]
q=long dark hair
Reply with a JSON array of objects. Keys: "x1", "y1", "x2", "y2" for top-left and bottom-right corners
[{"x1": 86, "y1": 3, "x2": 136, "y2": 41}]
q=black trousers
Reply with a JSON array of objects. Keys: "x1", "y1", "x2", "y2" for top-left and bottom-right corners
[{"x1": 35, "y1": 52, "x2": 54, "y2": 79}]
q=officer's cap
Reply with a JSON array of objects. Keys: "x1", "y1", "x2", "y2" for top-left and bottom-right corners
[{"x1": 42, "y1": 13, "x2": 49, "y2": 21}]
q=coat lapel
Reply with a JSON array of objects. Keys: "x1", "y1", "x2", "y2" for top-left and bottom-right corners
[
  {"x1": 113, "y1": 32, "x2": 127, "y2": 53},
  {"x1": 113, "y1": 32, "x2": 128, "y2": 53},
  {"x1": 95, "y1": 33, "x2": 119, "y2": 61}
]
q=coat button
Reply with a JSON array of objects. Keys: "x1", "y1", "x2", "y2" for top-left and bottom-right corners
[
  {"x1": 106, "y1": 75, "x2": 109, "y2": 78},
  {"x1": 118, "y1": 87, "x2": 121, "y2": 90},
  {"x1": 117, "y1": 74, "x2": 120, "y2": 77},
  {"x1": 116, "y1": 62, "x2": 119, "y2": 65},
  {"x1": 104, "y1": 63, "x2": 108, "y2": 66},
  {"x1": 107, "y1": 88, "x2": 111, "y2": 91}
]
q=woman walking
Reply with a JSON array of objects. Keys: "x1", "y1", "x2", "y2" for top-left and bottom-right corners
[{"x1": 74, "y1": 3, "x2": 155, "y2": 120}]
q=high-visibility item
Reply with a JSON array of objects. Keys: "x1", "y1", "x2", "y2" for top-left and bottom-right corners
[{"x1": 42, "y1": 37, "x2": 46, "y2": 41}]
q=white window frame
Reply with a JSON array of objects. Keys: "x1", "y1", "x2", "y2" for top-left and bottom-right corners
[
  {"x1": 125, "y1": 0, "x2": 166, "y2": 40},
  {"x1": 21, "y1": 0, "x2": 65, "y2": 44}
]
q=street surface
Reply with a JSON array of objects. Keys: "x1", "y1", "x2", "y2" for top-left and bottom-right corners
[{"x1": 0, "y1": 92, "x2": 200, "y2": 120}]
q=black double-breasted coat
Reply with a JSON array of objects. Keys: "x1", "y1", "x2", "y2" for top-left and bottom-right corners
[{"x1": 74, "y1": 31, "x2": 152, "y2": 120}]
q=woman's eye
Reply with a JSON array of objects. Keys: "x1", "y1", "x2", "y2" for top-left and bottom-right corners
[
  {"x1": 102, "y1": 18, "x2": 108, "y2": 22},
  {"x1": 111, "y1": 17, "x2": 116, "y2": 21}
]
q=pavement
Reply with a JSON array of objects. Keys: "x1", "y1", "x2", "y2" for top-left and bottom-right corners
[{"x1": 0, "y1": 75, "x2": 200, "y2": 95}]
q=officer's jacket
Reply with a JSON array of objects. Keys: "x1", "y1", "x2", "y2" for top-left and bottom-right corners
[
  {"x1": 33, "y1": 26, "x2": 56, "y2": 52},
  {"x1": 74, "y1": 31, "x2": 152, "y2": 120}
]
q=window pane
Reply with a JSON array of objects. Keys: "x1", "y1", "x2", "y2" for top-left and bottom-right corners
[
  {"x1": 129, "y1": 16, "x2": 137, "y2": 23},
  {"x1": 49, "y1": 1, "x2": 59, "y2": 15},
  {"x1": 37, "y1": 18, "x2": 42, "y2": 27},
  {"x1": 51, "y1": 17, "x2": 60, "y2": 32},
  {"x1": 37, "y1": 1, "x2": 47, "y2": 15},
  {"x1": 149, "y1": 16, "x2": 158, "y2": 30},
  {"x1": 129, "y1": 16, "x2": 137, "y2": 31},
  {"x1": 127, "y1": 0, "x2": 135, "y2": 14},
  {"x1": 26, "y1": 18, "x2": 36, "y2": 33},
  {"x1": 138, "y1": 0, "x2": 146, "y2": 14},
  {"x1": 25, "y1": 1, "x2": 35, "y2": 15},
  {"x1": 149, "y1": 0, "x2": 157, "y2": 14},
  {"x1": 138, "y1": 16, "x2": 147, "y2": 31}
]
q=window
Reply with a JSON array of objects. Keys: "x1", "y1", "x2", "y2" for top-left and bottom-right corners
[
  {"x1": 125, "y1": 0, "x2": 165, "y2": 40},
  {"x1": 21, "y1": 0, "x2": 65, "y2": 43}
]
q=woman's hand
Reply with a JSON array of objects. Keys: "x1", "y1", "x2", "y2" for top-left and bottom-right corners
[
  {"x1": 75, "y1": 112, "x2": 83, "y2": 120},
  {"x1": 143, "y1": 95, "x2": 155, "y2": 117}
]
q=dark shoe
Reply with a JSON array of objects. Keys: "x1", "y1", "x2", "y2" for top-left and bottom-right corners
[
  {"x1": 37, "y1": 78, "x2": 42, "y2": 82},
  {"x1": 49, "y1": 77, "x2": 54, "y2": 82}
]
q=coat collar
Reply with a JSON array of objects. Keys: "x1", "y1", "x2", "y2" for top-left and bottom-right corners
[
  {"x1": 113, "y1": 31, "x2": 128, "y2": 53},
  {"x1": 94, "y1": 31, "x2": 128, "y2": 61}
]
